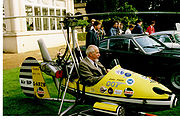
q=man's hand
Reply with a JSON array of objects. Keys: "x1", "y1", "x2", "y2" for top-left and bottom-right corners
[{"x1": 107, "y1": 69, "x2": 111, "y2": 73}]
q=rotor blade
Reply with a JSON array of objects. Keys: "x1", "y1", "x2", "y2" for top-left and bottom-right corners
[
  {"x1": 4, "y1": 11, "x2": 180, "y2": 19},
  {"x1": 71, "y1": 11, "x2": 180, "y2": 18},
  {"x1": 3, "y1": 15, "x2": 65, "y2": 19}
]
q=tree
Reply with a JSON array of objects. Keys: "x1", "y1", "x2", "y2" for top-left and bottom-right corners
[
  {"x1": 86, "y1": 0, "x2": 120, "y2": 13},
  {"x1": 126, "y1": 0, "x2": 180, "y2": 31},
  {"x1": 85, "y1": 0, "x2": 180, "y2": 31},
  {"x1": 127, "y1": 0, "x2": 180, "y2": 11},
  {"x1": 118, "y1": 0, "x2": 180, "y2": 31},
  {"x1": 86, "y1": 1, "x2": 139, "y2": 30},
  {"x1": 74, "y1": 0, "x2": 87, "y2": 3}
]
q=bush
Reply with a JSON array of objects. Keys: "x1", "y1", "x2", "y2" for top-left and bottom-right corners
[
  {"x1": 77, "y1": 20, "x2": 89, "y2": 26},
  {"x1": 77, "y1": 33, "x2": 86, "y2": 41}
]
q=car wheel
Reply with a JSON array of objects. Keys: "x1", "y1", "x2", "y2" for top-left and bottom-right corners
[
  {"x1": 117, "y1": 106, "x2": 125, "y2": 116},
  {"x1": 171, "y1": 72, "x2": 180, "y2": 90}
]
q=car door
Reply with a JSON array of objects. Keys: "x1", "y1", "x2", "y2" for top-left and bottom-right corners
[
  {"x1": 99, "y1": 39, "x2": 111, "y2": 68},
  {"x1": 99, "y1": 38, "x2": 145, "y2": 71}
]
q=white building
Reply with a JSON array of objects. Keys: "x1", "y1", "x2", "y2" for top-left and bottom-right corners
[{"x1": 3, "y1": 0, "x2": 74, "y2": 53}]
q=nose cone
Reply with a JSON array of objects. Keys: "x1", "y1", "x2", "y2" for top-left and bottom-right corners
[{"x1": 102, "y1": 65, "x2": 178, "y2": 108}]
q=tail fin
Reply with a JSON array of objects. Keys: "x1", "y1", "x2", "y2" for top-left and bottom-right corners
[
  {"x1": 19, "y1": 57, "x2": 50, "y2": 99},
  {"x1": 176, "y1": 23, "x2": 180, "y2": 31},
  {"x1": 38, "y1": 39, "x2": 52, "y2": 62}
]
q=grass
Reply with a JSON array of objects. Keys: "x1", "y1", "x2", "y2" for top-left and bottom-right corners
[
  {"x1": 3, "y1": 67, "x2": 180, "y2": 116},
  {"x1": 3, "y1": 67, "x2": 77, "y2": 116}
]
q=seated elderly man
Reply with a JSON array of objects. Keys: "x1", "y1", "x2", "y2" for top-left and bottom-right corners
[{"x1": 79, "y1": 45, "x2": 109, "y2": 86}]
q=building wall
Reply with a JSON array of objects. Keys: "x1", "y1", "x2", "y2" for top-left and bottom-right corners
[
  {"x1": 3, "y1": 0, "x2": 75, "y2": 53},
  {"x1": 3, "y1": 31, "x2": 67, "y2": 53},
  {"x1": 74, "y1": 3, "x2": 86, "y2": 15}
]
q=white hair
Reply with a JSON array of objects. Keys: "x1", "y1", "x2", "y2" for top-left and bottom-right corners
[{"x1": 86, "y1": 45, "x2": 98, "y2": 56}]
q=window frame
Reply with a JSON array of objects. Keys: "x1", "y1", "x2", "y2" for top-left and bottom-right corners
[
  {"x1": 99, "y1": 39, "x2": 110, "y2": 49},
  {"x1": 108, "y1": 38, "x2": 131, "y2": 52},
  {"x1": 34, "y1": 6, "x2": 42, "y2": 31},
  {"x1": 25, "y1": 5, "x2": 66, "y2": 32}
]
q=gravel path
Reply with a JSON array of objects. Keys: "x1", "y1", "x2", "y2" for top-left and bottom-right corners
[{"x1": 3, "y1": 41, "x2": 85, "y2": 70}]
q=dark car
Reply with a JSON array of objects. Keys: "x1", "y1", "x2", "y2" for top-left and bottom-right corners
[
  {"x1": 80, "y1": 34, "x2": 180, "y2": 90},
  {"x1": 151, "y1": 31, "x2": 180, "y2": 48}
]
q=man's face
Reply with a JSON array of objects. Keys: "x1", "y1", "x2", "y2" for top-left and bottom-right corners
[
  {"x1": 90, "y1": 47, "x2": 100, "y2": 62},
  {"x1": 139, "y1": 22, "x2": 143, "y2": 26},
  {"x1": 130, "y1": 28, "x2": 134, "y2": 31},
  {"x1": 95, "y1": 24, "x2": 101, "y2": 30},
  {"x1": 113, "y1": 22, "x2": 118, "y2": 28}
]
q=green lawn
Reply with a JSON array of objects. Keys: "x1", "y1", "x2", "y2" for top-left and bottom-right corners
[
  {"x1": 3, "y1": 67, "x2": 180, "y2": 116},
  {"x1": 3, "y1": 67, "x2": 78, "y2": 116}
]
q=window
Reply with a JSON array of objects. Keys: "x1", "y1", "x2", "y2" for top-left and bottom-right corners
[
  {"x1": 109, "y1": 39, "x2": 129, "y2": 51},
  {"x1": 50, "y1": 8, "x2": 55, "y2": 30},
  {"x1": 34, "y1": 7, "x2": 42, "y2": 31},
  {"x1": 42, "y1": 8, "x2": 49, "y2": 30},
  {"x1": 56, "y1": 9, "x2": 62, "y2": 30},
  {"x1": 135, "y1": 36, "x2": 162, "y2": 53},
  {"x1": 155, "y1": 35, "x2": 172, "y2": 43},
  {"x1": 25, "y1": 5, "x2": 66, "y2": 31},
  {"x1": 3, "y1": 5, "x2": 6, "y2": 32},
  {"x1": 129, "y1": 40, "x2": 138, "y2": 52},
  {"x1": 25, "y1": 6, "x2": 33, "y2": 31},
  {"x1": 100, "y1": 39, "x2": 108, "y2": 49},
  {"x1": 52, "y1": 0, "x2": 55, "y2": 5},
  {"x1": 174, "y1": 33, "x2": 180, "y2": 42},
  {"x1": 62, "y1": 9, "x2": 66, "y2": 16},
  {"x1": 62, "y1": 9, "x2": 66, "y2": 29}
]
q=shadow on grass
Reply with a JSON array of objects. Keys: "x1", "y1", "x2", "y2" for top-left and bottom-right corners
[
  {"x1": 3, "y1": 97, "x2": 58, "y2": 116},
  {"x1": 3, "y1": 96, "x2": 93, "y2": 116}
]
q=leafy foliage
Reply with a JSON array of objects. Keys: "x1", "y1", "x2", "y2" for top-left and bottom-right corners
[
  {"x1": 86, "y1": 1, "x2": 139, "y2": 33},
  {"x1": 77, "y1": 19, "x2": 89, "y2": 26},
  {"x1": 127, "y1": 0, "x2": 180, "y2": 11},
  {"x1": 121, "y1": 0, "x2": 180, "y2": 31},
  {"x1": 85, "y1": 0, "x2": 180, "y2": 31}
]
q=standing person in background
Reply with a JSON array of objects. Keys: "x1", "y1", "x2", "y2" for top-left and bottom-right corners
[
  {"x1": 99, "y1": 26, "x2": 106, "y2": 40},
  {"x1": 117, "y1": 22, "x2": 124, "y2": 35},
  {"x1": 86, "y1": 20, "x2": 102, "y2": 48},
  {"x1": 146, "y1": 21, "x2": 155, "y2": 35},
  {"x1": 109, "y1": 21, "x2": 119, "y2": 36},
  {"x1": 132, "y1": 20, "x2": 144, "y2": 34},
  {"x1": 125, "y1": 24, "x2": 134, "y2": 34},
  {"x1": 86, "y1": 19, "x2": 96, "y2": 32}
]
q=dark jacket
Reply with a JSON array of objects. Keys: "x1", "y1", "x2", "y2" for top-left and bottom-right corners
[
  {"x1": 132, "y1": 24, "x2": 143, "y2": 34},
  {"x1": 86, "y1": 29, "x2": 99, "y2": 48},
  {"x1": 79, "y1": 57, "x2": 107, "y2": 86}
]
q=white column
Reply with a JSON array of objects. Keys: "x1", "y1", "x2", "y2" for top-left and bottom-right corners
[
  {"x1": 4, "y1": 0, "x2": 26, "y2": 33},
  {"x1": 71, "y1": 0, "x2": 74, "y2": 15},
  {"x1": 66, "y1": 0, "x2": 74, "y2": 15},
  {"x1": 66, "y1": 0, "x2": 68, "y2": 13},
  {"x1": 55, "y1": 8, "x2": 57, "y2": 30},
  {"x1": 41, "y1": 6, "x2": 44, "y2": 31}
]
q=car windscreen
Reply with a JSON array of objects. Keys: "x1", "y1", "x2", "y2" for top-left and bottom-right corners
[
  {"x1": 174, "y1": 33, "x2": 180, "y2": 42},
  {"x1": 153, "y1": 34, "x2": 172, "y2": 43},
  {"x1": 135, "y1": 36, "x2": 163, "y2": 53}
]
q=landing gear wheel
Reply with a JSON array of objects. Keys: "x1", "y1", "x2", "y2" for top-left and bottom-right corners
[
  {"x1": 171, "y1": 72, "x2": 180, "y2": 90},
  {"x1": 117, "y1": 106, "x2": 125, "y2": 116}
]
